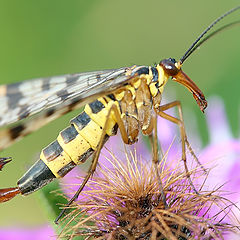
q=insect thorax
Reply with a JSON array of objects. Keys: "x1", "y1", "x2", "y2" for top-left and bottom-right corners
[{"x1": 110, "y1": 64, "x2": 169, "y2": 142}]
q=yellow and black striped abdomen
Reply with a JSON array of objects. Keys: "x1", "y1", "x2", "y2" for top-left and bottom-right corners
[
  {"x1": 17, "y1": 94, "x2": 121, "y2": 195},
  {"x1": 40, "y1": 97, "x2": 119, "y2": 178},
  {"x1": 17, "y1": 73, "x2": 155, "y2": 195}
]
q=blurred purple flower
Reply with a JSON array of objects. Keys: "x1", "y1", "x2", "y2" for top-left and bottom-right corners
[
  {"x1": 0, "y1": 225, "x2": 55, "y2": 240},
  {"x1": 200, "y1": 98, "x2": 239, "y2": 195}
]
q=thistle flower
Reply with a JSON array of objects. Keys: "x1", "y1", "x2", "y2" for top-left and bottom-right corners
[
  {"x1": 1, "y1": 97, "x2": 239, "y2": 239},
  {"x1": 59, "y1": 145, "x2": 239, "y2": 239}
]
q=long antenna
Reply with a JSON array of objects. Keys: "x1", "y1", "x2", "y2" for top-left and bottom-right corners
[
  {"x1": 181, "y1": 20, "x2": 240, "y2": 62},
  {"x1": 180, "y1": 6, "x2": 240, "y2": 64}
]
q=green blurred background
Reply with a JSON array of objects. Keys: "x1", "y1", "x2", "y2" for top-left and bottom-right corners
[{"x1": 0, "y1": 0, "x2": 239, "y2": 227}]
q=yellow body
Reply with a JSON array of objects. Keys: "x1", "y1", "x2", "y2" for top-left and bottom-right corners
[{"x1": 40, "y1": 64, "x2": 169, "y2": 178}]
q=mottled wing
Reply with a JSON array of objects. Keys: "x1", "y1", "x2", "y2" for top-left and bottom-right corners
[
  {"x1": 0, "y1": 67, "x2": 132, "y2": 128},
  {"x1": 0, "y1": 101, "x2": 81, "y2": 151},
  {"x1": 0, "y1": 66, "x2": 140, "y2": 151}
]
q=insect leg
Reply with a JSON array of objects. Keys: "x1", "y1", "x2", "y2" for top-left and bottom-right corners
[
  {"x1": 155, "y1": 100, "x2": 199, "y2": 194},
  {"x1": 55, "y1": 103, "x2": 129, "y2": 223},
  {"x1": 151, "y1": 113, "x2": 167, "y2": 208},
  {"x1": 185, "y1": 137, "x2": 207, "y2": 173},
  {"x1": 156, "y1": 101, "x2": 205, "y2": 170}
]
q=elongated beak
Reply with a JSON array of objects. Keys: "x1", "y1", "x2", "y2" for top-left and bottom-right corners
[{"x1": 172, "y1": 70, "x2": 207, "y2": 112}]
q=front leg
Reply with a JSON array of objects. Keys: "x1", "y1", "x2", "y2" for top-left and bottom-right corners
[{"x1": 154, "y1": 100, "x2": 201, "y2": 194}]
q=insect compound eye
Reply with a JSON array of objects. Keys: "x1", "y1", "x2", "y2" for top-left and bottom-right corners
[{"x1": 160, "y1": 58, "x2": 180, "y2": 76}]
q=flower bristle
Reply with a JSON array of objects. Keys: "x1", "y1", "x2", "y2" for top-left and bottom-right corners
[{"x1": 59, "y1": 149, "x2": 239, "y2": 239}]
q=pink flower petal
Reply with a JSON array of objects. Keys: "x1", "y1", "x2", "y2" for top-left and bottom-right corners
[{"x1": 0, "y1": 225, "x2": 55, "y2": 240}]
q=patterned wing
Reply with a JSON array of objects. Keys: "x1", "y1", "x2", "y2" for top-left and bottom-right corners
[
  {"x1": 0, "y1": 67, "x2": 132, "y2": 127},
  {"x1": 0, "y1": 66, "x2": 140, "y2": 150},
  {"x1": 0, "y1": 101, "x2": 82, "y2": 151}
]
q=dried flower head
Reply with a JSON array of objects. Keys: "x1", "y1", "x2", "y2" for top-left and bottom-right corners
[{"x1": 58, "y1": 148, "x2": 239, "y2": 240}]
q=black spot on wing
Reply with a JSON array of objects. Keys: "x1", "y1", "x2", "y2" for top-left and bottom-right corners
[
  {"x1": 41, "y1": 78, "x2": 51, "y2": 91},
  {"x1": 56, "y1": 89, "x2": 69, "y2": 102},
  {"x1": 6, "y1": 82, "x2": 23, "y2": 95},
  {"x1": 9, "y1": 124, "x2": 25, "y2": 140},
  {"x1": 46, "y1": 108, "x2": 55, "y2": 117},
  {"x1": 6, "y1": 85, "x2": 24, "y2": 110},
  {"x1": 66, "y1": 75, "x2": 80, "y2": 85}
]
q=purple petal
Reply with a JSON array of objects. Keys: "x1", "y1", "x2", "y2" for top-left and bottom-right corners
[
  {"x1": 206, "y1": 96, "x2": 233, "y2": 144},
  {"x1": 201, "y1": 97, "x2": 240, "y2": 199},
  {"x1": 0, "y1": 225, "x2": 55, "y2": 240}
]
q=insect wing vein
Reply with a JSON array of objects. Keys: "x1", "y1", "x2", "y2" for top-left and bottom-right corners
[{"x1": 0, "y1": 67, "x2": 131, "y2": 128}]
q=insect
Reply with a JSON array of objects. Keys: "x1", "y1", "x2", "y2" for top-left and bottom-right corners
[{"x1": 0, "y1": 6, "x2": 239, "y2": 223}]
